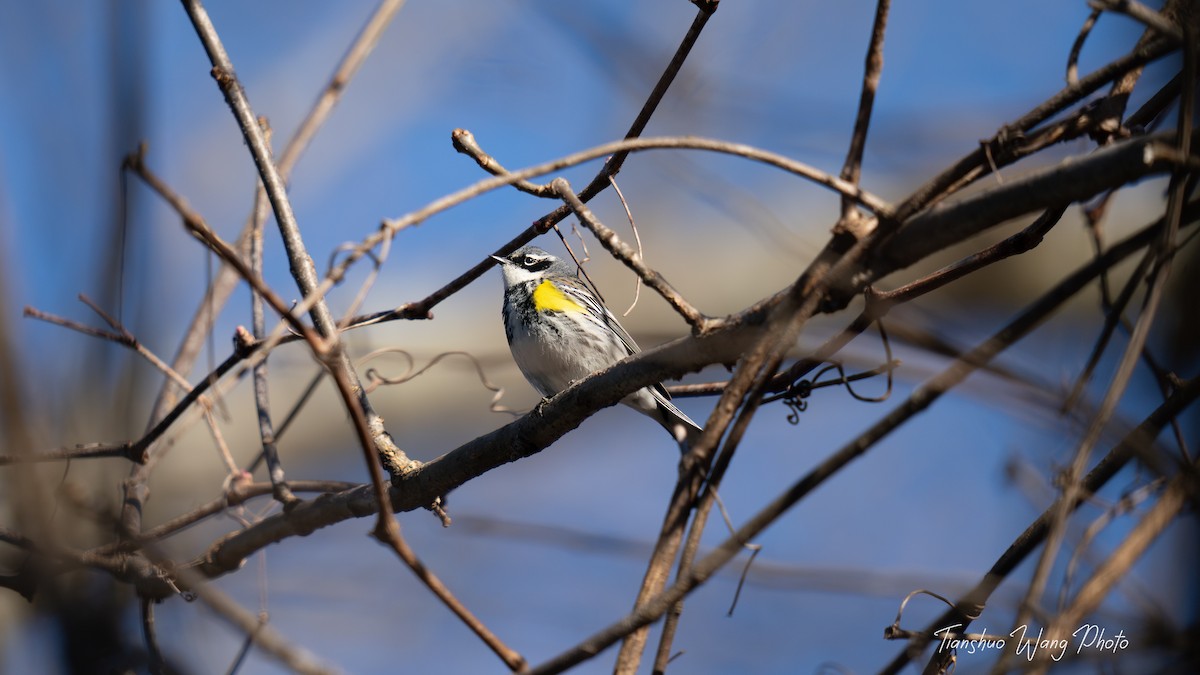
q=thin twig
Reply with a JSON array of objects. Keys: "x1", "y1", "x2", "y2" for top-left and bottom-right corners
[
  {"x1": 838, "y1": 0, "x2": 890, "y2": 221},
  {"x1": 249, "y1": 130, "x2": 297, "y2": 506},
  {"x1": 333, "y1": 234, "x2": 393, "y2": 329},
  {"x1": 1088, "y1": 209, "x2": 1197, "y2": 464},
  {"x1": 870, "y1": 205, "x2": 1069, "y2": 310},
  {"x1": 436, "y1": 4, "x2": 717, "y2": 335},
  {"x1": 122, "y1": 152, "x2": 381, "y2": 485},
  {"x1": 504, "y1": 2, "x2": 721, "y2": 229},
  {"x1": 645, "y1": 258, "x2": 870, "y2": 671},
  {"x1": 1067, "y1": 8, "x2": 1103, "y2": 85},
  {"x1": 224, "y1": 612, "x2": 267, "y2": 675},
  {"x1": 552, "y1": 177, "x2": 709, "y2": 331},
  {"x1": 1062, "y1": 247, "x2": 1155, "y2": 412},
  {"x1": 65, "y1": 294, "x2": 243, "y2": 479},
  {"x1": 0, "y1": 441, "x2": 140, "y2": 466},
  {"x1": 22, "y1": 306, "x2": 129, "y2": 346},
  {"x1": 608, "y1": 176, "x2": 645, "y2": 317},
  {"x1": 93, "y1": 481, "x2": 358, "y2": 557},
  {"x1": 141, "y1": 597, "x2": 168, "y2": 675},
  {"x1": 78, "y1": 294, "x2": 197, "y2": 396},
  {"x1": 451, "y1": 129, "x2": 556, "y2": 197}
]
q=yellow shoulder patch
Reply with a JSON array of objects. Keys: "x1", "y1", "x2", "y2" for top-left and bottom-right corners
[{"x1": 532, "y1": 280, "x2": 585, "y2": 313}]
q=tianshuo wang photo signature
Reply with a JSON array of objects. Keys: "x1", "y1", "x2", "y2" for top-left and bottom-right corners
[{"x1": 935, "y1": 623, "x2": 1130, "y2": 662}]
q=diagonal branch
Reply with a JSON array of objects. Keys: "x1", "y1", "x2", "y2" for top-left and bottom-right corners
[
  {"x1": 839, "y1": 0, "x2": 891, "y2": 220},
  {"x1": 870, "y1": 130, "x2": 1195, "y2": 280}
]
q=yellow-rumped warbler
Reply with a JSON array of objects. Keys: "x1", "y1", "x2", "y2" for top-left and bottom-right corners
[{"x1": 493, "y1": 246, "x2": 702, "y2": 447}]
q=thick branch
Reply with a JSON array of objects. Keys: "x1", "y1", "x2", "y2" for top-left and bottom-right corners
[{"x1": 870, "y1": 130, "x2": 1195, "y2": 280}]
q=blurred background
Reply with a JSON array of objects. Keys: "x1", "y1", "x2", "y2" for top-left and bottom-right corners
[{"x1": 0, "y1": 1, "x2": 1194, "y2": 673}]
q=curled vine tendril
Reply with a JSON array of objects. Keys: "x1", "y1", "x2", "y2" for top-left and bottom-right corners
[
  {"x1": 780, "y1": 381, "x2": 811, "y2": 424},
  {"x1": 767, "y1": 319, "x2": 898, "y2": 424}
]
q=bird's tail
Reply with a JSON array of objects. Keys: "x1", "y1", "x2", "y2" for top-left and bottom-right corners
[{"x1": 659, "y1": 400, "x2": 704, "y2": 453}]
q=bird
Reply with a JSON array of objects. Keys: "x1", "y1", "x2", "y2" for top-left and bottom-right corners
[{"x1": 492, "y1": 246, "x2": 702, "y2": 448}]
